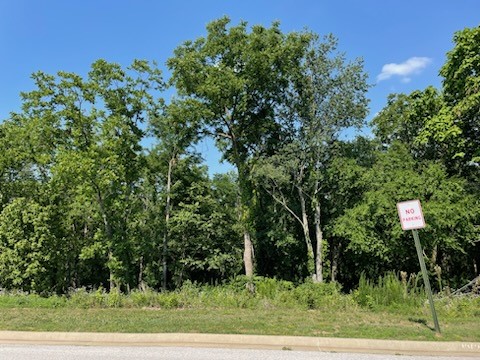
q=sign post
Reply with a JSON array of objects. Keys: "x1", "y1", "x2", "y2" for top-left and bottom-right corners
[{"x1": 397, "y1": 200, "x2": 440, "y2": 334}]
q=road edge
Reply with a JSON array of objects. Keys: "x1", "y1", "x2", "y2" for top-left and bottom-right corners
[{"x1": 1, "y1": 331, "x2": 479, "y2": 357}]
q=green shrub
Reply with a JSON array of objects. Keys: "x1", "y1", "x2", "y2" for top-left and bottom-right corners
[
  {"x1": 6, "y1": 274, "x2": 464, "y2": 314},
  {"x1": 128, "y1": 288, "x2": 162, "y2": 308},
  {"x1": 193, "y1": 285, "x2": 248, "y2": 308},
  {"x1": 254, "y1": 277, "x2": 294, "y2": 299},
  {"x1": 105, "y1": 288, "x2": 124, "y2": 308},
  {"x1": 156, "y1": 292, "x2": 181, "y2": 308},
  {"x1": 68, "y1": 287, "x2": 120, "y2": 308}
]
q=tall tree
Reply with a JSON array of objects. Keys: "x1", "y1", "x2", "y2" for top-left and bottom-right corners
[
  {"x1": 298, "y1": 35, "x2": 369, "y2": 282},
  {"x1": 149, "y1": 99, "x2": 205, "y2": 290},
  {"x1": 388, "y1": 26, "x2": 480, "y2": 190},
  {"x1": 322, "y1": 137, "x2": 376, "y2": 282},
  {"x1": 253, "y1": 143, "x2": 315, "y2": 276},
  {"x1": 167, "y1": 17, "x2": 311, "y2": 277},
  {"x1": 255, "y1": 34, "x2": 369, "y2": 282}
]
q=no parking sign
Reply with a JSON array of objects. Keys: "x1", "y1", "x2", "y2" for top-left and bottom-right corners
[{"x1": 396, "y1": 199, "x2": 426, "y2": 230}]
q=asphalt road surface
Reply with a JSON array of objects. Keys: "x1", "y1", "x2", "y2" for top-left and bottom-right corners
[{"x1": 0, "y1": 345, "x2": 475, "y2": 360}]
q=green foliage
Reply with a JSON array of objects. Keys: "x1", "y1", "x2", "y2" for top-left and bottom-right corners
[
  {"x1": 0, "y1": 198, "x2": 58, "y2": 293},
  {"x1": 168, "y1": 17, "x2": 324, "y2": 278},
  {"x1": 68, "y1": 288, "x2": 112, "y2": 308},
  {"x1": 372, "y1": 87, "x2": 444, "y2": 161},
  {"x1": 166, "y1": 162, "x2": 242, "y2": 286},
  {"x1": 439, "y1": 295, "x2": 480, "y2": 318},
  {"x1": 0, "y1": 19, "x2": 478, "y2": 298},
  {"x1": 439, "y1": 26, "x2": 480, "y2": 182},
  {"x1": 0, "y1": 291, "x2": 66, "y2": 308},
  {"x1": 11, "y1": 277, "x2": 339, "y2": 310},
  {"x1": 0, "y1": 58, "x2": 165, "y2": 293},
  {"x1": 292, "y1": 281, "x2": 343, "y2": 310},
  {"x1": 332, "y1": 144, "x2": 480, "y2": 285},
  {"x1": 67, "y1": 287, "x2": 185, "y2": 309},
  {"x1": 255, "y1": 277, "x2": 295, "y2": 299},
  {"x1": 372, "y1": 25, "x2": 480, "y2": 180},
  {"x1": 352, "y1": 273, "x2": 424, "y2": 310},
  {"x1": 202, "y1": 276, "x2": 345, "y2": 310}
]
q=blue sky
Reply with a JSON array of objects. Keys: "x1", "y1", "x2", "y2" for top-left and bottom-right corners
[{"x1": 1, "y1": 1, "x2": 479, "y2": 173}]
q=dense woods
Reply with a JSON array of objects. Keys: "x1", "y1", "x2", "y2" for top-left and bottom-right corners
[{"x1": 0, "y1": 18, "x2": 478, "y2": 294}]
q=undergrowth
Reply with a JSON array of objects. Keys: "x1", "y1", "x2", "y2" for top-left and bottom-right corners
[{"x1": 0, "y1": 273, "x2": 478, "y2": 318}]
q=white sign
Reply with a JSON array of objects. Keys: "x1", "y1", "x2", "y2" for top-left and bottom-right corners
[{"x1": 397, "y1": 199, "x2": 426, "y2": 230}]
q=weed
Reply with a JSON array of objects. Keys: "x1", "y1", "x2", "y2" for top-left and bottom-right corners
[{"x1": 352, "y1": 272, "x2": 425, "y2": 310}]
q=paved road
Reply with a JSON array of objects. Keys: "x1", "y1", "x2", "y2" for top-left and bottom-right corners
[{"x1": 0, "y1": 345, "x2": 475, "y2": 360}]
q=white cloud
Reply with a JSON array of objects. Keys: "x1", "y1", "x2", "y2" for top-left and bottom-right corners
[{"x1": 377, "y1": 57, "x2": 432, "y2": 82}]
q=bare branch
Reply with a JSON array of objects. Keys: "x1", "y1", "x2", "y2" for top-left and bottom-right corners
[{"x1": 263, "y1": 186, "x2": 303, "y2": 226}]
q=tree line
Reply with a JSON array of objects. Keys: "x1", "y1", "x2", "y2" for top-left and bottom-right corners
[{"x1": 0, "y1": 18, "x2": 478, "y2": 294}]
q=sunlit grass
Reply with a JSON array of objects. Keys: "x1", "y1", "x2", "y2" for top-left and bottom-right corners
[
  {"x1": 0, "y1": 306, "x2": 479, "y2": 341},
  {"x1": 0, "y1": 275, "x2": 479, "y2": 342}
]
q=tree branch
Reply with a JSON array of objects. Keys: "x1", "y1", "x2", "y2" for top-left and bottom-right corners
[{"x1": 263, "y1": 186, "x2": 303, "y2": 226}]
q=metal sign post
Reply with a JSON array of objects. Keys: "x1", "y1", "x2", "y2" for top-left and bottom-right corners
[
  {"x1": 397, "y1": 200, "x2": 441, "y2": 334},
  {"x1": 412, "y1": 229, "x2": 441, "y2": 333}
]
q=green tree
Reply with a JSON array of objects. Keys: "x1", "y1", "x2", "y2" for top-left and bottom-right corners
[
  {"x1": 372, "y1": 86, "x2": 444, "y2": 161},
  {"x1": 373, "y1": 27, "x2": 480, "y2": 182},
  {"x1": 333, "y1": 144, "x2": 479, "y2": 287},
  {"x1": 368, "y1": 27, "x2": 480, "y2": 285},
  {"x1": 1, "y1": 59, "x2": 164, "y2": 291},
  {"x1": 149, "y1": 99, "x2": 206, "y2": 290},
  {"x1": 375, "y1": 27, "x2": 480, "y2": 191},
  {"x1": 168, "y1": 165, "x2": 242, "y2": 286},
  {"x1": 439, "y1": 26, "x2": 480, "y2": 167},
  {"x1": 252, "y1": 160, "x2": 311, "y2": 281},
  {"x1": 167, "y1": 17, "x2": 311, "y2": 277},
  {"x1": 0, "y1": 198, "x2": 57, "y2": 293},
  {"x1": 253, "y1": 143, "x2": 315, "y2": 276},
  {"x1": 321, "y1": 138, "x2": 376, "y2": 282},
  {"x1": 255, "y1": 34, "x2": 369, "y2": 282}
]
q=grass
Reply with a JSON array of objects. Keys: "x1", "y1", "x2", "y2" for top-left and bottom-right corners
[
  {"x1": 1, "y1": 306, "x2": 479, "y2": 341},
  {"x1": 0, "y1": 274, "x2": 479, "y2": 342}
]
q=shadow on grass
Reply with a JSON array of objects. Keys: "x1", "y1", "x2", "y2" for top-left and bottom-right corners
[{"x1": 408, "y1": 317, "x2": 435, "y2": 331}]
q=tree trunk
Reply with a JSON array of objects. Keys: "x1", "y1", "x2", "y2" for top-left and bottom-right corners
[
  {"x1": 232, "y1": 149, "x2": 255, "y2": 278},
  {"x1": 107, "y1": 250, "x2": 114, "y2": 289},
  {"x1": 238, "y1": 188, "x2": 254, "y2": 278},
  {"x1": 138, "y1": 255, "x2": 145, "y2": 291},
  {"x1": 298, "y1": 187, "x2": 315, "y2": 276},
  {"x1": 162, "y1": 156, "x2": 175, "y2": 291},
  {"x1": 313, "y1": 190, "x2": 323, "y2": 283},
  {"x1": 95, "y1": 186, "x2": 114, "y2": 289},
  {"x1": 331, "y1": 239, "x2": 341, "y2": 282},
  {"x1": 243, "y1": 230, "x2": 254, "y2": 277}
]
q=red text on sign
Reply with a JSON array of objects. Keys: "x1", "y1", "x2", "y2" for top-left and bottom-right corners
[{"x1": 403, "y1": 216, "x2": 422, "y2": 222}]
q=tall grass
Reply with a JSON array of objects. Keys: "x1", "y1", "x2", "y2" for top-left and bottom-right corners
[
  {"x1": 0, "y1": 277, "x2": 347, "y2": 311},
  {"x1": 352, "y1": 272, "x2": 425, "y2": 310},
  {"x1": 0, "y1": 273, "x2": 478, "y2": 319}
]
